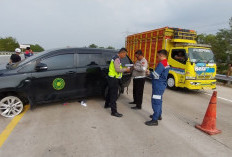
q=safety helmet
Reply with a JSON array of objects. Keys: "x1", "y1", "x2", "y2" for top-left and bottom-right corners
[{"x1": 15, "y1": 48, "x2": 21, "y2": 53}]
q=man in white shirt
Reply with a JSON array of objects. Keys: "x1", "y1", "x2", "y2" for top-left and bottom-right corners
[{"x1": 129, "y1": 50, "x2": 148, "y2": 109}]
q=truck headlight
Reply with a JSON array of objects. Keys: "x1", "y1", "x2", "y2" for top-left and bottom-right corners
[
  {"x1": 186, "y1": 76, "x2": 196, "y2": 80},
  {"x1": 190, "y1": 82, "x2": 200, "y2": 85},
  {"x1": 210, "y1": 76, "x2": 215, "y2": 79}
]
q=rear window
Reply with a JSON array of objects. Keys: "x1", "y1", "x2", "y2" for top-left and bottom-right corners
[
  {"x1": 103, "y1": 53, "x2": 132, "y2": 66},
  {"x1": 103, "y1": 52, "x2": 115, "y2": 65},
  {"x1": 77, "y1": 53, "x2": 105, "y2": 67},
  {"x1": 121, "y1": 56, "x2": 132, "y2": 66},
  {"x1": 41, "y1": 54, "x2": 74, "y2": 70}
]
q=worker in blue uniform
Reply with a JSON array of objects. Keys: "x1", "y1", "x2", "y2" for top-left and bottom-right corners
[{"x1": 145, "y1": 49, "x2": 170, "y2": 126}]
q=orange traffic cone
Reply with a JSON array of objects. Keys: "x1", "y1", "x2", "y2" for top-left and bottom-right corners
[{"x1": 195, "y1": 91, "x2": 221, "y2": 135}]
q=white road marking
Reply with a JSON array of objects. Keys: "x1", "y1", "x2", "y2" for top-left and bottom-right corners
[{"x1": 203, "y1": 92, "x2": 232, "y2": 103}]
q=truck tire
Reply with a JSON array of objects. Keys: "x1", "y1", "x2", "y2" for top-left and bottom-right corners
[
  {"x1": 0, "y1": 95, "x2": 24, "y2": 118},
  {"x1": 167, "y1": 75, "x2": 176, "y2": 89}
]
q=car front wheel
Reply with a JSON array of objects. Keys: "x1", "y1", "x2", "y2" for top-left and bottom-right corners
[{"x1": 0, "y1": 96, "x2": 24, "y2": 118}]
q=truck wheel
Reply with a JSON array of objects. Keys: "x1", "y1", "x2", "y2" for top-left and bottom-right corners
[
  {"x1": 0, "y1": 96, "x2": 24, "y2": 118},
  {"x1": 167, "y1": 75, "x2": 176, "y2": 89}
]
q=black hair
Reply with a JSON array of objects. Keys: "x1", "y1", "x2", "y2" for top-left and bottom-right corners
[
  {"x1": 118, "y1": 48, "x2": 127, "y2": 53},
  {"x1": 26, "y1": 47, "x2": 30, "y2": 50},
  {"x1": 135, "y1": 50, "x2": 143, "y2": 55},
  {"x1": 158, "y1": 49, "x2": 168, "y2": 57}
]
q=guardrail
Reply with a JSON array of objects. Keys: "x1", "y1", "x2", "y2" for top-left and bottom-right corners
[
  {"x1": 0, "y1": 52, "x2": 39, "y2": 55},
  {"x1": 0, "y1": 52, "x2": 13, "y2": 55},
  {"x1": 216, "y1": 74, "x2": 232, "y2": 84}
]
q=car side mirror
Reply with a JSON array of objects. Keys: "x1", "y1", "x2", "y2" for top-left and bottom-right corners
[{"x1": 35, "y1": 63, "x2": 48, "y2": 72}]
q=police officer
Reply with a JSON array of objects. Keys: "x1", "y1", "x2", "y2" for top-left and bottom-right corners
[
  {"x1": 145, "y1": 49, "x2": 170, "y2": 126},
  {"x1": 129, "y1": 50, "x2": 147, "y2": 109},
  {"x1": 104, "y1": 48, "x2": 130, "y2": 117}
]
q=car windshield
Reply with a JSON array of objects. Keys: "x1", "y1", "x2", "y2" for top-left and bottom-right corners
[
  {"x1": 188, "y1": 48, "x2": 215, "y2": 63},
  {"x1": 8, "y1": 50, "x2": 49, "y2": 69}
]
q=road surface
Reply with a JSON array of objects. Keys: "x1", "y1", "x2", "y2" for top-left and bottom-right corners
[{"x1": 0, "y1": 79, "x2": 231, "y2": 157}]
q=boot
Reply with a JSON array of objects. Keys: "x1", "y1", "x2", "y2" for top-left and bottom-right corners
[
  {"x1": 111, "y1": 112, "x2": 123, "y2": 117},
  {"x1": 145, "y1": 120, "x2": 158, "y2": 126},
  {"x1": 149, "y1": 115, "x2": 162, "y2": 120}
]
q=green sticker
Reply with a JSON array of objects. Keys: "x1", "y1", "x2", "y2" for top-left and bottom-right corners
[{"x1": 53, "y1": 78, "x2": 65, "y2": 90}]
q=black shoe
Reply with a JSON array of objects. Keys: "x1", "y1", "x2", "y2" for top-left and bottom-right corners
[
  {"x1": 111, "y1": 112, "x2": 123, "y2": 117},
  {"x1": 149, "y1": 115, "x2": 162, "y2": 120},
  {"x1": 145, "y1": 120, "x2": 158, "y2": 126},
  {"x1": 131, "y1": 106, "x2": 141, "y2": 110},
  {"x1": 129, "y1": 102, "x2": 136, "y2": 104},
  {"x1": 104, "y1": 105, "x2": 110, "y2": 108}
]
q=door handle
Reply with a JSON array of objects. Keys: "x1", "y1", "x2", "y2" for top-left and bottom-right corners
[
  {"x1": 25, "y1": 79, "x2": 31, "y2": 83},
  {"x1": 66, "y1": 71, "x2": 76, "y2": 75}
]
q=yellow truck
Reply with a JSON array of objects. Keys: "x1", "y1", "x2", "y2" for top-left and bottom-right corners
[{"x1": 126, "y1": 27, "x2": 216, "y2": 90}]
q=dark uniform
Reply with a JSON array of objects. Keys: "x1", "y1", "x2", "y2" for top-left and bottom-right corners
[{"x1": 105, "y1": 54, "x2": 127, "y2": 116}]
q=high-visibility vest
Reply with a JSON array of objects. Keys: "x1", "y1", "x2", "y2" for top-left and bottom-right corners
[{"x1": 108, "y1": 55, "x2": 123, "y2": 79}]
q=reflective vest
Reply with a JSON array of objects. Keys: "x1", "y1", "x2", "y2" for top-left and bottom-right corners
[{"x1": 108, "y1": 55, "x2": 123, "y2": 79}]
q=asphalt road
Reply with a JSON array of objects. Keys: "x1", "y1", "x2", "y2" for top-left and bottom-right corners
[
  {"x1": 0, "y1": 80, "x2": 231, "y2": 157},
  {"x1": 0, "y1": 55, "x2": 10, "y2": 65}
]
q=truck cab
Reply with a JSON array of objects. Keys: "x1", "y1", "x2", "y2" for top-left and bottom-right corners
[{"x1": 167, "y1": 44, "x2": 216, "y2": 90}]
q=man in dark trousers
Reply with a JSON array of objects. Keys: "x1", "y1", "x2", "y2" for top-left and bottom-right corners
[
  {"x1": 129, "y1": 50, "x2": 147, "y2": 110},
  {"x1": 104, "y1": 48, "x2": 130, "y2": 117},
  {"x1": 145, "y1": 49, "x2": 170, "y2": 126}
]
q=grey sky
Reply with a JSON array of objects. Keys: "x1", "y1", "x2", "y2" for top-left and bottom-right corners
[{"x1": 0, "y1": 0, "x2": 231, "y2": 50}]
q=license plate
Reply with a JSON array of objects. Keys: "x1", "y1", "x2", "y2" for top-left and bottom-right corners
[{"x1": 203, "y1": 86, "x2": 211, "y2": 90}]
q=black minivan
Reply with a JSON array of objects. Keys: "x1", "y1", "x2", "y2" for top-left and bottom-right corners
[{"x1": 0, "y1": 48, "x2": 132, "y2": 118}]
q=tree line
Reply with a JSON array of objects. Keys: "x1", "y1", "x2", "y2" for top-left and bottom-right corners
[
  {"x1": 196, "y1": 17, "x2": 232, "y2": 74},
  {"x1": 197, "y1": 17, "x2": 232, "y2": 64},
  {"x1": 0, "y1": 37, "x2": 115, "y2": 52},
  {"x1": 0, "y1": 37, "x2": 44, "y2": 52},
  {"x1": 88, "y1": 44, "x2": 115, "y2": 49}
]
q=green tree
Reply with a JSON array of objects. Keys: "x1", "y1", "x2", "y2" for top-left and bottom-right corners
[
  {"x1": 0, "y1": 37, "x2": 19, "y2": 51},
  {"x1": 87, "y1": 44, "x2": 115, "y2": 50},
  {"x1": 106, "y1": 46, "x2": 115, "y2": 49},
  {"x1": 88, "y1": 44, "x2": 98, "y2": 48},
  {"x1": 215, "y1": 29, "x2": 232, "y2": 62},
  {"x1": 229, "y1": 17, "x2": 232, "y2": 29},
  {"x1": 30, "y1": 44, "x2": 44, "y2": 52},
  {"x1": 197, "y1": 17, "x2": 232, "y2": 63}
]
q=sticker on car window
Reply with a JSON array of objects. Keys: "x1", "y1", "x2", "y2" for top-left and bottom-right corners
[{"x1": 53, "y1": 78, "x2": 65, "y2": 90}]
